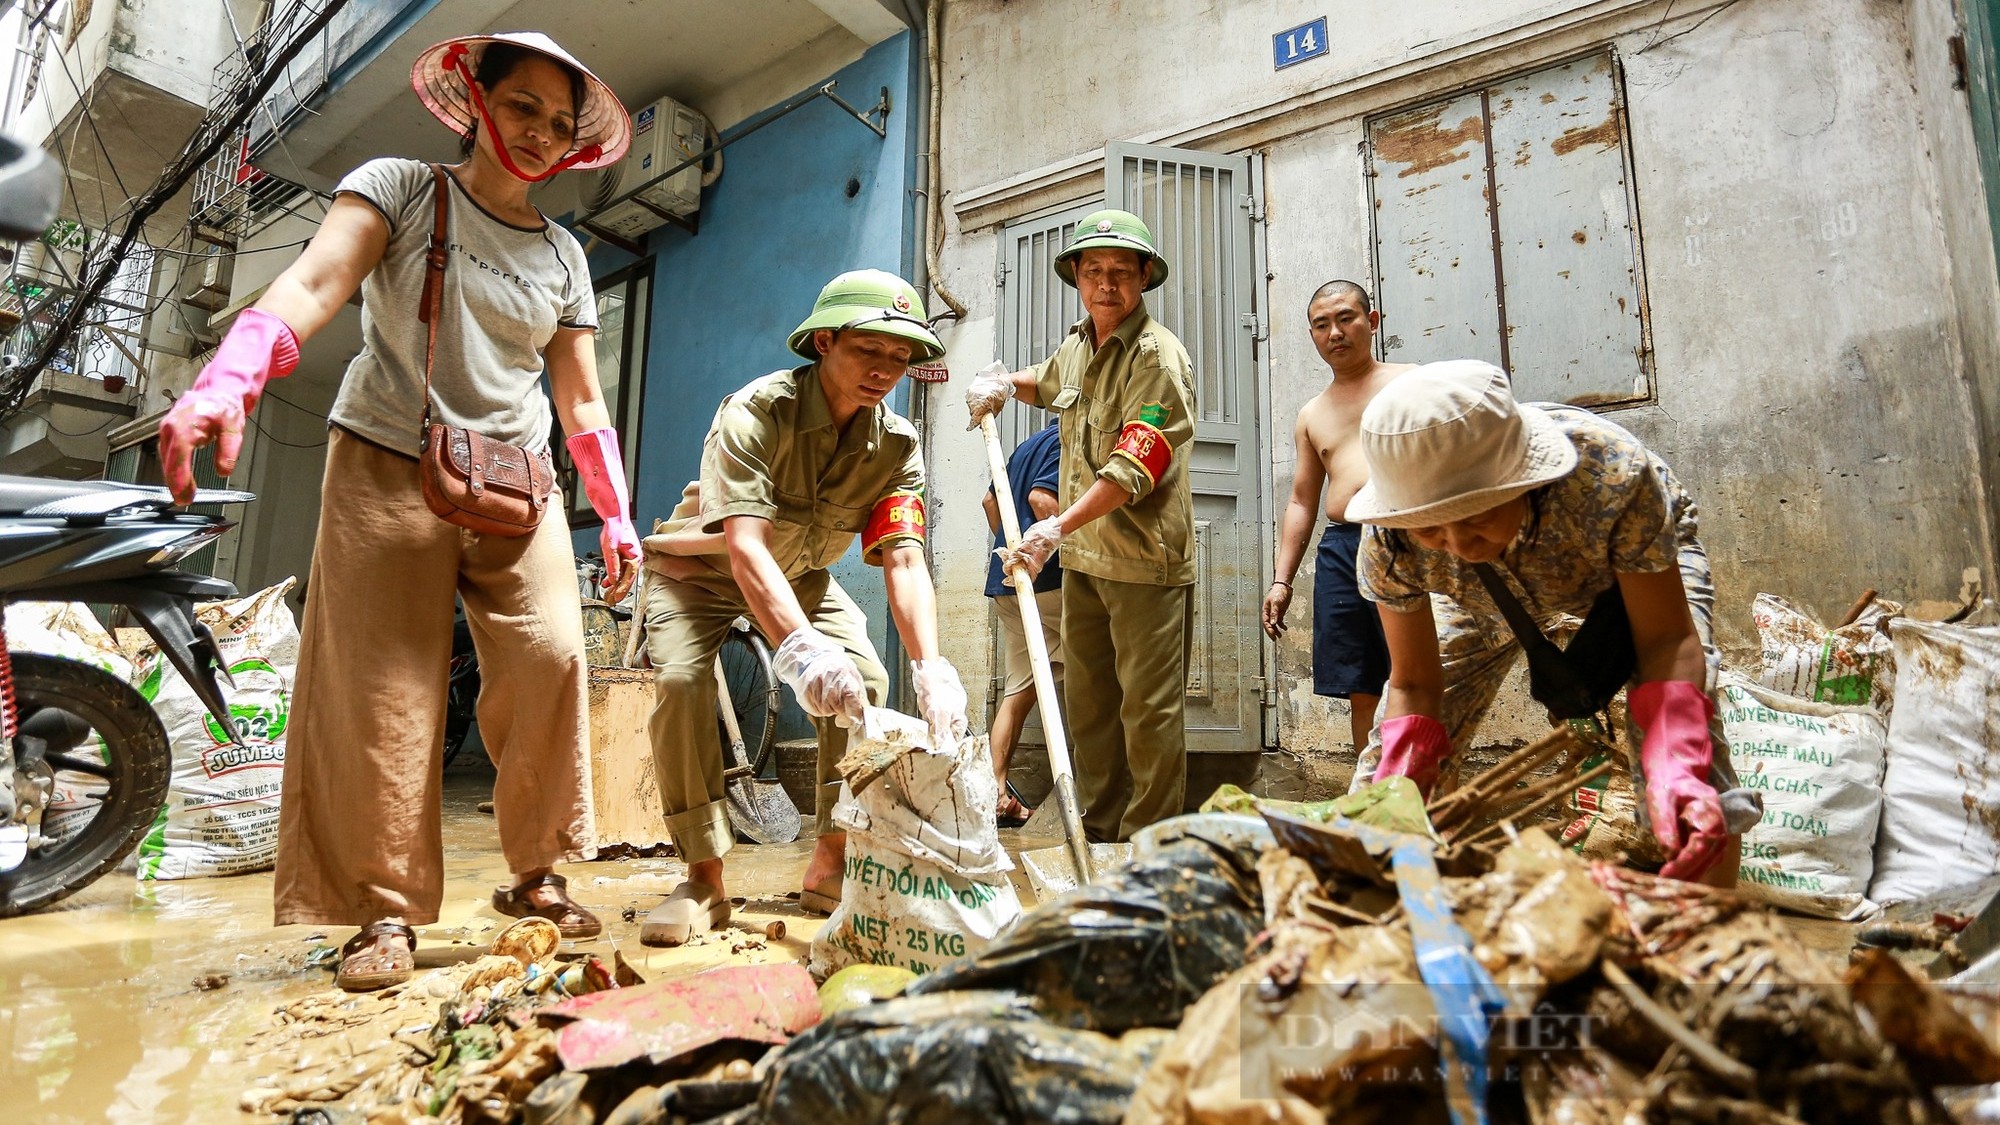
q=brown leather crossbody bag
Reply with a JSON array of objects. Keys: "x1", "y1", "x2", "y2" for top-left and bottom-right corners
[{"x1": 415, "y1": 163, "x2": 553, "y2": 537}]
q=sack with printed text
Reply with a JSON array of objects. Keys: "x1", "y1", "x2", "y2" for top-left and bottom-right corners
[
  {"x1": 1869, "y1": 618, "x2": 2000, "y2": 905},
  {"x1": 4, "y1": 601, "x2": 135, "y2": 845},
  {"x1": 810, "y1": 727, "x2": 1023, "y2": 978},
  {"x1": 130, "y1": 579, "x2": 298, "y2": 880},
  {"x1": 1752, "y1": 592, "x2": 1899, "y2": 710},
  {"x1": 1719, "y1": 675, "x2": 1886, "y2": 920}
]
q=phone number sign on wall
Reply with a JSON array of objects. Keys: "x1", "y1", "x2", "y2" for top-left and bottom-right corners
[{"x1": 1274, "y1": 17, "x2": 1328, "y2": 70}]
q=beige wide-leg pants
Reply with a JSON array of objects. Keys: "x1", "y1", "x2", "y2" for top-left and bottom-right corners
[
  {"x1": 641, "y1": 565, "x2": 886, "y2": 865},
  {"x1": 274, "y1": 429, "x2": 593, "y2": 926}
]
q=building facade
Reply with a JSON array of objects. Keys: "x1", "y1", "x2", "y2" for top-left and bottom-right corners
[{"x1": 920, "y1": 0, "x2": 2000, "y2": 781}]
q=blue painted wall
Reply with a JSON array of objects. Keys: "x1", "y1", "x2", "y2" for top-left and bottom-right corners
[{"x1": 574, "y1": 34, "x2": 920, "y2": 722}]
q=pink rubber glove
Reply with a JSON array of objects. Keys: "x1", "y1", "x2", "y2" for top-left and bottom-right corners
[
  {"x1": 1630, "y1": 679, "x2": 1728, "y2": 882},
  {"x1": 997, "y1": 516, "x2": 1064, "y2": 585},
  {"x1": 1373, "y1": 714, "x2": 1452, "y2": 798},
  {"x1": 159, "y1": 308, "x2": 299, "y2": 505},
  {"x1": 565, "y1": 428, "x2": 641, "y2": 603}
]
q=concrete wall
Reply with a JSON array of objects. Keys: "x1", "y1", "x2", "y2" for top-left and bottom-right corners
[
  {"x1": 599, "y1": 33, "x2": 920, "y2": 682},
  {"x1": 923, "y1": 0, "x2": 2000, "y2": 789}
]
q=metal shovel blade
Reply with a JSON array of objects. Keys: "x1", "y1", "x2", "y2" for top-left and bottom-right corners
[{"x1": 717, "y1": 660, "x2": 800, "y2": 844}]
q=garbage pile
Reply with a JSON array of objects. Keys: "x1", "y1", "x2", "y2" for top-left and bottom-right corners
[{"x1": 246, "y1": 783, "x2": 2000, "y2": 1125}]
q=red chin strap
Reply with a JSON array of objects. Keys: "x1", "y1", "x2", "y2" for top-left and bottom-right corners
[{"x1": 444, "y1": 43, "x2": 602, "y2": 183}]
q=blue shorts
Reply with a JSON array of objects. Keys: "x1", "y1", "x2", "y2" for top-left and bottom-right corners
[{"x1": 1314, "y1": 522, "x2": 1390, "y2": 698}]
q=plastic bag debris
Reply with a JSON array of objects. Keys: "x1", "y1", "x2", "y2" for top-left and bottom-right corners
[
  {"x1": 751, "y1": 990, "x2": 1147, "y2": 1125},
  {"x1": 907, "y1": 836, "x2": 1262, "y2": 1032}
]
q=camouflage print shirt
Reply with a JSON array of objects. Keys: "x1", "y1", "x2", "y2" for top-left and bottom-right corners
[{"x1": 1357, "y1": 406, "x2": 1700, "y2": 632}]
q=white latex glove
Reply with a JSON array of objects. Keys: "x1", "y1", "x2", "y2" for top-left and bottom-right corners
[
  {"x1": 911, "y1": 658, "x2": 969, "y2": 748},
  {"x1": 997, "y1": 516, "x2": 1064, "y2": 585},
  {"x1": 773, "y1": 626, "x2": 867, "y2": 726},
  {"x1": 964, "y1": 360, "x2": 1015, "y2": 430}
]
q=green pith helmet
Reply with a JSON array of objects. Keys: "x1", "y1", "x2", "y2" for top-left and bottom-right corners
[
  {"x1": 1054, "y1": 208, "x2": 1168, "y2": 291},
  {"x1": 787, "y1": 269, "x2": 946, "y2": 362}
]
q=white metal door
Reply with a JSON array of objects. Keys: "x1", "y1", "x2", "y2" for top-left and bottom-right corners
[{"x1": 1106, "y1": 140, "x2": 1265, "y2": 753}]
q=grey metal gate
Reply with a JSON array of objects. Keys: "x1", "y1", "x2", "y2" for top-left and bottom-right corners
[
  {"x1": 1106, "y1": 140, "x2": 1264, "y2": 754},
  {"x1": 1366, "y1": 51, "x2": 1652, "y2": 406}
]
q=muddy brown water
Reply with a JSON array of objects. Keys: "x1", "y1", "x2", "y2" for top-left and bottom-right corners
[{"x1": 0, "y1": 760, "x2": 831, "y2": 1123}]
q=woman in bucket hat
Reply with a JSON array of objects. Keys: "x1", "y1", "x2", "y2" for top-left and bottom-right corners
[
  {"x1": 156, "y1": 32, "x2": 638, "y2": 989},
  {"x1": 1346, "y1": 361, "x2": 1761, "y2": 884}
]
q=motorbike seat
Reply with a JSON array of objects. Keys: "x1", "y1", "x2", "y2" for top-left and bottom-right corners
[{"x1": 0, "y1": 475, "x2": 160, "y2": 516}]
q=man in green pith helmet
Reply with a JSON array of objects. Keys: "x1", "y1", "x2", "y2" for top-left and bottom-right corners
[
  {"x1": 964, "y1": 209, "x2": 1197, "y2": 843},
  {"x1": 637, "y1": 269, "x2": 968, "y2": 946}
]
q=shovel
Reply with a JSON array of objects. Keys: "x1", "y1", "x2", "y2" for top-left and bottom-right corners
[
  {"x1": 980, "y1": 414, "x2": 1102, "y2": 890},
  {"x1": 627, "y1": 552, "x2": 801, "y2": 844},
  {"x1": 718, "y1": 654, "x2": 802, "y2": 844}
]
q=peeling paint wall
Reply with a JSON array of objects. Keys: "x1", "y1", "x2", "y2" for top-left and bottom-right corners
[{"x1": 925, "y1": 0, "x2": 1998, "y2": 791}]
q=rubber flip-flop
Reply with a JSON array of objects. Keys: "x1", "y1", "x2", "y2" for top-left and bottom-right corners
[
  {"x1": 641, "y1": 881, "x2": 730, "y2": 947},
  {"x1": 799, "y1": 874, "x2": 843, "y2": 916},
  {"x1": 335, "y1": 920, "x2": 416, "y2": 993}
]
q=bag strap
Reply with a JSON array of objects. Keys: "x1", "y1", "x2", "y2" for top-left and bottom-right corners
[
  {"x1": 1471, "y1": 561, "x2": 1628, "y2": 720},
  {"x1": 418, "y1": 163, "x2": 450, "y2": 435}
]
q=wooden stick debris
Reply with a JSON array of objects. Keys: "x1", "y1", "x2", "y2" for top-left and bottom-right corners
[{"x1": 1602, "y1": 960, "x2": 1758, "y2": 1092}]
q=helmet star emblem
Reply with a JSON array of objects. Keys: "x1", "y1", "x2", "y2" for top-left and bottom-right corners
[{"x1": 1096, "y1": 219, "x2": 1113, "y2": 232}]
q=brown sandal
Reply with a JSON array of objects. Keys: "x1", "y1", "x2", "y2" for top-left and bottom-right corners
[
  {"x1": 336, "y1": 920, "x2": 416, "y2": 992},
  {"x1": 492, "y1": 872, "x2": 602, "y2": 939}
]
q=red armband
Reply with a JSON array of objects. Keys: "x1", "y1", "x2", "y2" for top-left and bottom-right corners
[
  {"x1": 862, "y1": 491, "x2": 926, "y2": 563},
  {"x1": 1111, "y1": 420, "x2": 1171, "y2": 487}
]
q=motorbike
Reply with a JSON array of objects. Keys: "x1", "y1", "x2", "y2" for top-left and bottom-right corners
[{"x1": 0, "y1": 475, "x2": 247, "y2": 915}]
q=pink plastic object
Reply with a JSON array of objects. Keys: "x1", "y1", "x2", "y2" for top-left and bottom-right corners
[
  {"x1": 1373, "y1": 713, "x2": 1452, "y2": 799},
  {"x1": 540, "y1": 963, "x2": 821, "y2": 1071},
  {"x1": 159, "y1": 308, "x2": 299, "y2": 504},
  {"x1": 1629, "y1": 679, "x2": 1728, "y2": 882},
  {"x1": 565, "y1": 428, "x2": 640, "y2": 588}
]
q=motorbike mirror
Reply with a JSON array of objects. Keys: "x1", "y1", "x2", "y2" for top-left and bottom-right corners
[{"x1": 0, "y1": 132, "x2": 62, "y2": 242}]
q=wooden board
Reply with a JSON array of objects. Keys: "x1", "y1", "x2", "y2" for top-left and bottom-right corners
[{"x1": 587, "y1": 665, "x2": 673, "y2": 850}]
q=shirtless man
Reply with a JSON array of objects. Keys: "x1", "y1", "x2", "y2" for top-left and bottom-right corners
[{"x1": 1262, "y1": 280, "x2": 1416, "y2": 751}]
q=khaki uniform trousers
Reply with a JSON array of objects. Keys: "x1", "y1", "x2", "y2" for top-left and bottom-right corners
[
  {"x1": 642, "y1": 566, "x2": 887, "y2": 864},
  {"x1": 275, "y1": 429, "x2": 593, "y2": 926},
  {"x1": 1062, "y1": 569, "x2": 1193, "y2": 843}
]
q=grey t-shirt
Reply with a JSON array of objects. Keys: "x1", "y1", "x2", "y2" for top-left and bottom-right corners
[{"x1": 328, "y1": 158, "x2": 596, "y2": 456}]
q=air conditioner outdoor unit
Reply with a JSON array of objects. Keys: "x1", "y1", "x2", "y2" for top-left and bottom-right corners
[
  {"x1": 578, "y1": 96, "x2": 709, "y2": 242},
  {"x1": 180, "y1": 242, "x2": 233, "y2": 312}
]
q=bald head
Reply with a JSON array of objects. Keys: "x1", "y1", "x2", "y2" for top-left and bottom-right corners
[{"x1": 1308, "y1": 279, "x2": 1373, "y2": 317}]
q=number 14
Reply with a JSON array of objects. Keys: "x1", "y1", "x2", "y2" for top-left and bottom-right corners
[{"x1": 1283, "y1": 26, "x2": 1318, "y2": 59}]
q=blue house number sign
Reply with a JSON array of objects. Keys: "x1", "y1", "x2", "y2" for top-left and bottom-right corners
[{"x1": 1274, "y1": 17, "x2": 1328, "y2": 70}]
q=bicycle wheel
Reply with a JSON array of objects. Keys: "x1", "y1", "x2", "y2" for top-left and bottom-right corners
[{"x1": 716, "y1": 628, "x2": 779, "y2": 778}]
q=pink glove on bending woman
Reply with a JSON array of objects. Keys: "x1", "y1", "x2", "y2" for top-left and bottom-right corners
[
  {"x1": 565, "y1": 428, "x2": 641, "y2": 602},
  {"x1": 1372, "y1": 714, "x2": 1452, "y2": 798},
  {"x1": 1629, "y1": 679, "x2": 1728, "y2": 882},
  {"x1": 160, "y1": 308, "x2": 299, "y2": 505}
]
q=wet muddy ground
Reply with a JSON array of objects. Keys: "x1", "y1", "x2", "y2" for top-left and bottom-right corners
[
  {"x1": 0, "y1": 756, "x2": 840, "y2": 1124},
  {"x1": 0, "y1": 751, "x2": 1855, "y2": 1123}
]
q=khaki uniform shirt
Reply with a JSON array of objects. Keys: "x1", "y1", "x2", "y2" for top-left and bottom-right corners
[
  {"x1": 1031, "y1": 308, "x2": 1197, "y2": 586},
  {"x1": 650, "y1": 365, "x2": 926, "y2": 583}
]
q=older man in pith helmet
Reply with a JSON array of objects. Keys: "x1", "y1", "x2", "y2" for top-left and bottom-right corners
[{"x1": 965, "y1": 210, "x2": 1197, "y2": 843}]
